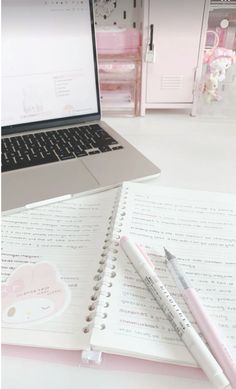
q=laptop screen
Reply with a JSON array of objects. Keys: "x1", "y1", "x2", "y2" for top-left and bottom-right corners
[{"x1": 2, "y1": 0, "x2": 100, "y2": 134}]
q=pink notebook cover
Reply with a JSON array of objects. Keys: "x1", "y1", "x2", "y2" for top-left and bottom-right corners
[{"x1": 2, "y1": 344, "x2": 207, "y2": 383}]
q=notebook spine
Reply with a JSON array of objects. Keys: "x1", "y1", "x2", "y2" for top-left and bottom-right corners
[{"x1": 82, "y1": 185, "x2": 128, "y2": 335}]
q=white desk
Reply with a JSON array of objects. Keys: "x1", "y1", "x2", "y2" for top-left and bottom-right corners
[{"x1": 2, "y1": 111, "x2": 236, "y2": 389}]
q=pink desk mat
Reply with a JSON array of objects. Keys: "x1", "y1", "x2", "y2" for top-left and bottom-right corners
[{"x1": 2, "y1": 344, "x2": 207, "y2": 382}]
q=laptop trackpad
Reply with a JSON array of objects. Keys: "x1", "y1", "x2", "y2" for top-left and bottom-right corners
[{"x1": 2, "y1": 160, "x2": 99, "y2": 211}]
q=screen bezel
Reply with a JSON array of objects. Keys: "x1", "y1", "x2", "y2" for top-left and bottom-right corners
[{"x1": 1, "y1": 0, "x2": 101, "y2": 136}]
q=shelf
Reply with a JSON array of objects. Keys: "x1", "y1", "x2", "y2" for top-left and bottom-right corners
[
  {"x1": 97, "y1": 52, "x2": 141, "y2": 116},
  {"x1": 210, "y1": 1, "x2": 236, "y2": 11}
]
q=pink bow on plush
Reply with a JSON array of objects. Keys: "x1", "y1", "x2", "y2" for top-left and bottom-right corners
[{"x1": 1, "y1": 279, "x2": 24, "y2": 297}]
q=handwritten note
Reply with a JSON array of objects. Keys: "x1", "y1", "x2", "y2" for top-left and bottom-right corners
[
  {"x1": 2, "y1": 182, "x2": 236, "y2": 364},
  {"x1": 2, "y1": 188, "x2": 118, "y2": 251},
  {"x1": 1, "y1": 188, "x2": 119, "y2": 350},
  {"x1": 91, "y1": 183, "x2": 236, "y2": 365}
]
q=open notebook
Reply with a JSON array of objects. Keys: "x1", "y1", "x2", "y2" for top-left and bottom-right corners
[{"x1": 2, "y1": 182, "x2": 236, "y2": 367}]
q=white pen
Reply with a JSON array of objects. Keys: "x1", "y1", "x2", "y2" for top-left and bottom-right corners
[
  {"x1": 164, "y1": 247, "x2": 236, "y2": 389},
  {"x1": 120, "y1": 236, "x2": 231, "y2": 389}
]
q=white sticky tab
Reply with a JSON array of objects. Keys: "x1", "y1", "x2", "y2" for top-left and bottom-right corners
[{"x1": 81, "y1": 350, "x2": 102, "y2": 365}]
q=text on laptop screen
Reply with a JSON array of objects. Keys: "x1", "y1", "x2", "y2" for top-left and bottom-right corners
[{"x1": 2, "y1": 0, "x2": 99, "y2": 127}]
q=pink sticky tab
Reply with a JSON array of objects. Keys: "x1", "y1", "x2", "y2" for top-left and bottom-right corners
[{"x1": 2, "y1": 262, "x2": 70, "y2": 326}]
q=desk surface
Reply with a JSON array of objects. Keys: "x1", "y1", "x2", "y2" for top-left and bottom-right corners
[{"x1": 2, "y1": 111, "x2": 236, "y2": 389}]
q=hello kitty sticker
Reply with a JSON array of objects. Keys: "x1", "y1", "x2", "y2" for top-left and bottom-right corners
[{"x1": 2, "y1": 262, "x2": 70, "y2": 326}]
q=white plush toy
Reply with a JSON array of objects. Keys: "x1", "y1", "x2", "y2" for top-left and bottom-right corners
[
  {"x1": 203, "y1": 47, "x2": 236, "y2": 103},
  {"x1": 204, "y1": 73, "x2": 221, "y2": 103},
  {"x1": 209, "y1": 56, "x2": 233, "y2": 82}
]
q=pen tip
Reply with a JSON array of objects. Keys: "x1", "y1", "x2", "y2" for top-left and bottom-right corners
[{"x1": 163, "y1": 247, "x2": 175, "y2": 261}]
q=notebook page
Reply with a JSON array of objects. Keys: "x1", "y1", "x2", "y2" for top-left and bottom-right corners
[
  {"x1": 1, "y1": 188, "x2": 119, "y2": 350},
  {"x1": 2, "y1": 188, "x2": 118, "y2": 251},
  {"x1": 90, "y1": 182, "x2": 236, "y2": 366}
]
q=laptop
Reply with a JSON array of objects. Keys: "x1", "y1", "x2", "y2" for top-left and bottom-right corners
[{"x1": 1, "y1": 0, "x2": 160, "y2": 213}]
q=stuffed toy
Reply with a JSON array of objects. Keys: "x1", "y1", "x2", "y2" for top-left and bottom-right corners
[
  {"x1": 203, "y1": 73, "x2": 221, "y2": 103},
  {"x1": 203, "y1": 47, "x2": 236, "y2": 102},
  {"x1": 209, "y1": 56, "x2": 234, "y2": 82}
]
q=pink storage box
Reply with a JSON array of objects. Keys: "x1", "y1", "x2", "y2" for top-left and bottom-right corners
[{"x1": 95, "y1": 27, "x2": 141, "y2": 54}]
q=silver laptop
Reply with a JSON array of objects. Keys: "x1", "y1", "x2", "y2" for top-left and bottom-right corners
[{"x1": 1, "y1": 0, "x2": 160, "y2": 213}]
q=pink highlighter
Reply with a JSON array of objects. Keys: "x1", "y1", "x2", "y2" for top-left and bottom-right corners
[{"x1": 164, "y1": 248, "x2": 236, "y2": 389}]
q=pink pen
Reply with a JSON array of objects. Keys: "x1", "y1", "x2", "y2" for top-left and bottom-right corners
[{"x1": 164, "y1": 248, "x2": 236, "y2": 389}]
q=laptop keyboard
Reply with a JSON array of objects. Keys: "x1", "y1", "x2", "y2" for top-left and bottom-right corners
[{"x1": 1, "y1": 124, "x2": 123, "y2": 173}]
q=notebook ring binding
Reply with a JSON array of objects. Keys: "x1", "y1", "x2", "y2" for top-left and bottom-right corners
[
  {"x1": 86, "y1": 311, "x2": 108, "y2": 322},
  {"x1": 93, "y1": 280, "x2": 112, "y2": 291},
  {"x1": 83, "y1": 189, "x2": 122, "y2": 334},
  {"x1": 83, "y1": 186, "x2": 128, "y2": 333}
]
